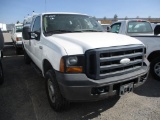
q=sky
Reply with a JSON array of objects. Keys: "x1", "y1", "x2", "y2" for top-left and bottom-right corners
[{"x1": 0, "y1": 0, "x2": 160, "y2": 24}]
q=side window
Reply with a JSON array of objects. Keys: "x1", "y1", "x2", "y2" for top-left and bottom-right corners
[
  {"x1": 32, "y1": 16, "x2": 41, "y2": 32},
  {"x1": 111, "y1": 23, "x2": 121, "y2": 33}
]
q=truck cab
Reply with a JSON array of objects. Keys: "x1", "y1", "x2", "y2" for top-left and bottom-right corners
[
  {"x1": 22, "y1": 13, "x2": 149, "y2": 111},
  {"x1": 110, "y1": 20, "x2": 160, "y2": 80},
  {"x1": 110, "y1": 20, "x2": 154, "y2": 35}
]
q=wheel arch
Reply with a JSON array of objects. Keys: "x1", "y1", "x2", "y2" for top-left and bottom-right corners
[{"x1": 43, "y1": 59, "x2": 54, "y2": 77}]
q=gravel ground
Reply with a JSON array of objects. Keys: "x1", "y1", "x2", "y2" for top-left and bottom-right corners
[{"x1": 0, "y1": 33, "x2": 160, "y2": 120}]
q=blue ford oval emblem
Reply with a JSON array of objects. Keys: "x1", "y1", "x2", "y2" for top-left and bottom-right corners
[{"x1": 120, "y1": 58, "x2": 130, "y2": 65}]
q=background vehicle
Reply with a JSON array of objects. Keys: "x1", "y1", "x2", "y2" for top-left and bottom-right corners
[
  {"x1": 0, "y1": 29, "x2": 4, "y2": 84},
  {"x1": 11, "y1": 24, "x2": 23, "y2": 54},
  {"x1": 0, "y1": 23, "x2": 7, "y2": 32},
  {"x1": 22, "y1": 13, "x2": 149, "y2": 111},
  {"x1": 110, "y1": 19, "x2": 160, "y2": 80},
  {"x1": 151, "y1": 23, "x2": 160, "y2": 30},
  {"x1": 101, "y1": 24, "x2": 110, "y2": 31}
]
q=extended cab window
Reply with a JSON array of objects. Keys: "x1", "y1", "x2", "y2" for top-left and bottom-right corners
[
  {"x1": 127, "y1": 21, "x2": 153, "y2": 33},
  {"x1": 32, "y1": 16, "x2": 41, "y2": 32},
  {"x1": 111, "y1": 23, "x2": 121, "y2": 33}
]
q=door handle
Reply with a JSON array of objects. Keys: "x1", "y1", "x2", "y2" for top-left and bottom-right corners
[{"x1": 39, "y1": 46, "x2": 43, "y2": 49}]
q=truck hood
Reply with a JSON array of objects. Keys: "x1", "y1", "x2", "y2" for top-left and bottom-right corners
[{"x1": 48, "y1": 32, "x2": 144, "y2": 55}]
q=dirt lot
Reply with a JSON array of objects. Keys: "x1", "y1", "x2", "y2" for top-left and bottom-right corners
[{"x1": 0, "y1": 33, "x2": 160, "y2": 120}]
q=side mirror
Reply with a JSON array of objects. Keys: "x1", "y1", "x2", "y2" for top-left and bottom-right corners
[
  {"x1": 154, "y1": 25, "x2": 160, "y2": 35},
  {"x1": 30, "y1": 31, "x2": 40, "y2": 40},
  {"x1": 22, "y1": 26, "x2": 30, "y2": 40}
]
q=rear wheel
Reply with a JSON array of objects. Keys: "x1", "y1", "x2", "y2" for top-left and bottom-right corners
[
  {"x1": 45, "y1": 69, "x2": 69, "y2": 111},
  {"x1": 0, "y1": 60, "x2": 4, "y2": 85},
  {"x1": 150, "y1": 57, "x2": 160, "y2": 81}
]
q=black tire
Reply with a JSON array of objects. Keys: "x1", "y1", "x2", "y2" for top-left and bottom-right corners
[
  {"x1": 150, "y1": 57, "x2": 160, "y2": 81},
  {"x1": 0, "y1": 60, "x2": 4, "y2": 85},
  {"x1": 24, "y1": 50, "x2": 31, "y2": 64},
  {"x1": 45, "y1": 69, "x2": 70, "y2": 111}
]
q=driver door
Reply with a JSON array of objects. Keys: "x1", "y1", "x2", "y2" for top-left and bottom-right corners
[{"x1": 30, "y1": 16, "x2": 43, "y2": 69}]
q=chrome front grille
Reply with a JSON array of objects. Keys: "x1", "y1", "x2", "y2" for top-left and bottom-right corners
[{"x1": 85, "y1": 45, "x2": 144, "y2": 80}]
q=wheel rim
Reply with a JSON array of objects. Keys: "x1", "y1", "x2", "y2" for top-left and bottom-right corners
[
  {"x1": 48, "y1": 78, "x2": 55, "y2": 103},
  {"x1": 154, "y1": 62, "x2": 160, "y2": 77}
]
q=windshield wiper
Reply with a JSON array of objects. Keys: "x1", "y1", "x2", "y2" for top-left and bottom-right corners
[
  {"x1": 81, "y1": 29, "x2": 103, "y2": 32},
  {"x1": 45, "y1": 30, "x2": 73, "y2": 35}
]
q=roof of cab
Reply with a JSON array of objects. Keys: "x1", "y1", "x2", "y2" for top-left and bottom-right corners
[
  {"x1": 117, "y1": 19, "x2": 149, "y2": 22},
  {"x1": 41, "y1": 12, "x2": 88, "y2": 16}
]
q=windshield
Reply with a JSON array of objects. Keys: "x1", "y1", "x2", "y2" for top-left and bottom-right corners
[
  {"x1": 43, "y1": 14, "x2": 104, "y2": 35},
  {"x1": 16, "y1": 25, "x2": 23, "y2": 32},
  {"x1": 127, "y1": 21, "x2": 153, "y2": 33}
]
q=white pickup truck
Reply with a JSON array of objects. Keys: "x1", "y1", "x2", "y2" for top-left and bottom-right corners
[
  {"x1": 11, "y1": 24, "x2": 23, "y2": 54},
  {"x1": 110, "y1": 20, "x2": 160, "y2": 80},
  {"x1": 22, "y1": 13, "x2": 149, "y2": 111}
]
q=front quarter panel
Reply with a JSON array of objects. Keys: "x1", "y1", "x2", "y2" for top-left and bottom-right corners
[{"x1": 41, "y1": 37, "x2": 68, "y2": 74}]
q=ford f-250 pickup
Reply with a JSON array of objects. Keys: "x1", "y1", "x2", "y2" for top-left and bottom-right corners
[
  {"x1": 110, "y1": 20, "x2": 160, "y2": 80},
  {"x1": 22, "y1": 13, "x2": 149, "y2": 111}
]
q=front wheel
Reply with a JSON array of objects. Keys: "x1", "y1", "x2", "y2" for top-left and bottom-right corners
[
  {"x1": 150, "y1": 57, "x2": 160, "y2": 81},
  {"x1": 45, "y1": 70, "x2": 70, "y2": 112}
]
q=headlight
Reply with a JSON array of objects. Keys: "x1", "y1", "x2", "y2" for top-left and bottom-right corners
[
  {"x1": 60, "y1": 55, "x2": 84, "y2": 73},
  {"x1": 66, "y1": 56, "x2": 78, "y2": 66}
]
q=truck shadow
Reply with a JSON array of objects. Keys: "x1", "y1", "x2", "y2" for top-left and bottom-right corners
[
  {"x1": 134, "y1": 74, "x2": 160, "y2": 97},
  {"x1": 3, "y1": 42, "x2": 23, "y2": 56},
  {"x1": 69, "y1": 96, "x2": 120, "y2": 120}
]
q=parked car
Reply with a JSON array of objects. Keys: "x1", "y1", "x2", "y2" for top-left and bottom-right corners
[
  {"x1": 22, "y1": 12, "x2": 149, "y2": 111},
  {"x1": 0, "y1": 29, "x2": 4, "y2": 84},
  {"x1": 11, "y1": 24, "x2": 23, "y2": 54},
  {"x1": 109, "y1": 19, "x2": 160, "y2": 80}
]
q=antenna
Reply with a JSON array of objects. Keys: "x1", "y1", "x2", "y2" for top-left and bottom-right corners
[{"x1": 45, "y1": 0, "x2": 46, "y2": 12}]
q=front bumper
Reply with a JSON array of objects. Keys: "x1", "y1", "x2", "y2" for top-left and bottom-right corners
[{"x1": 56, "y1": 66, "x2": 149, "y2": 101}]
